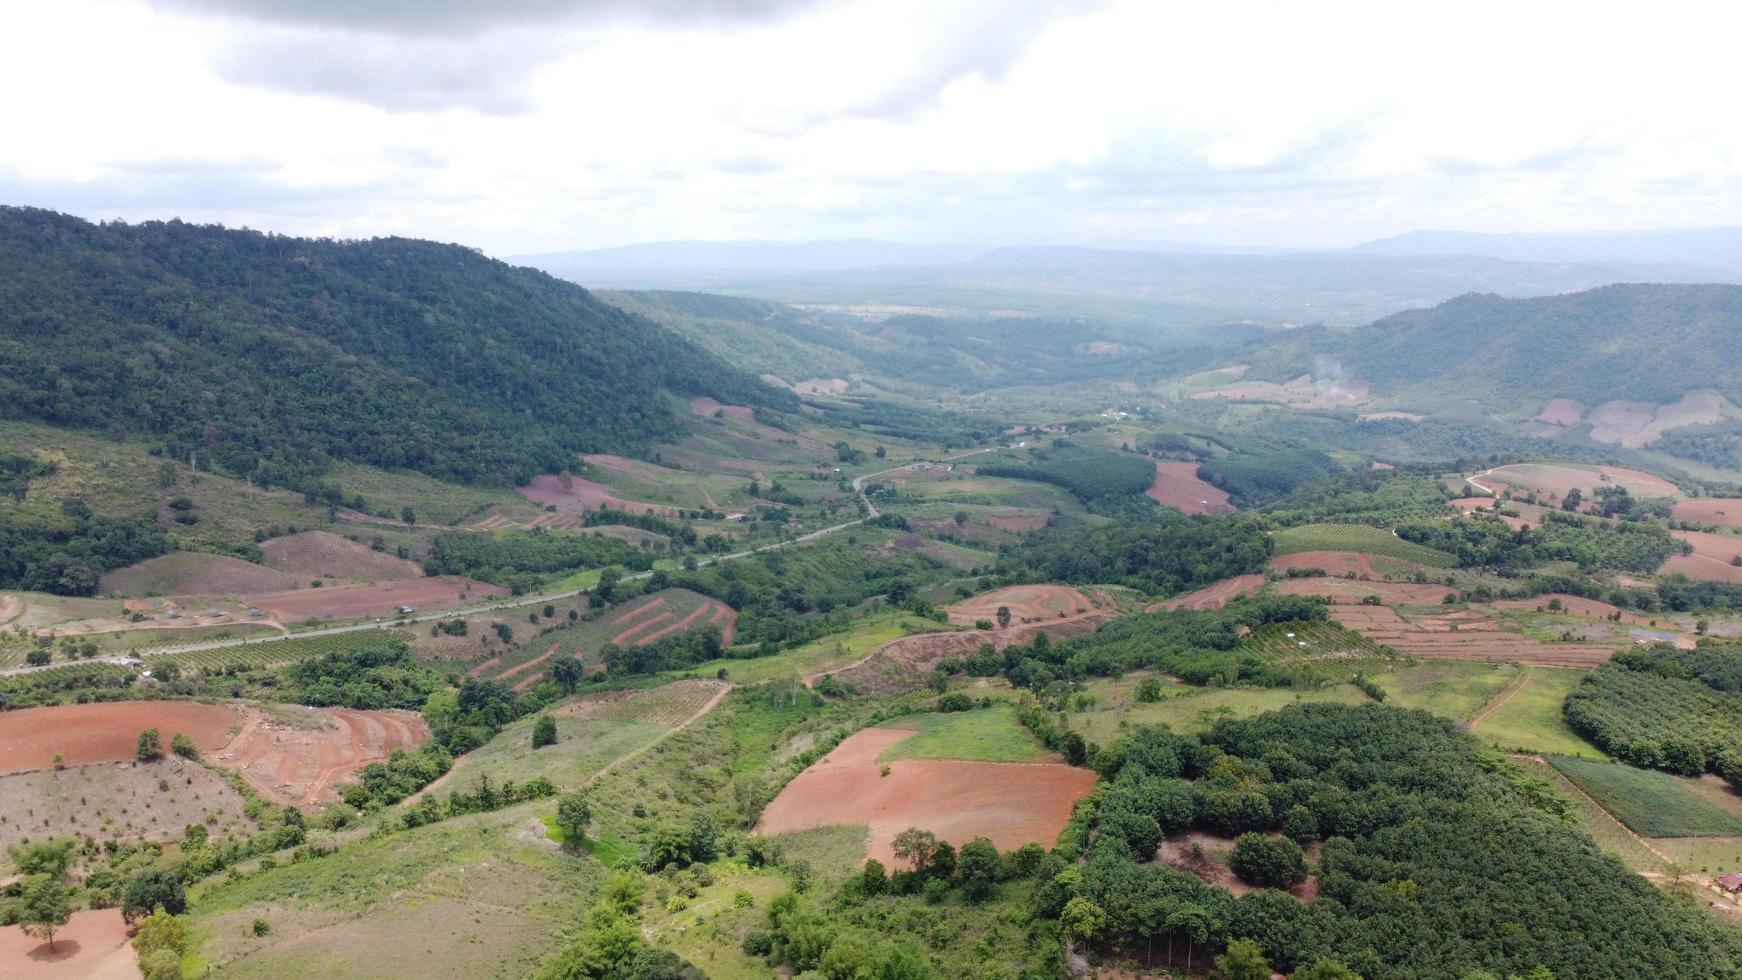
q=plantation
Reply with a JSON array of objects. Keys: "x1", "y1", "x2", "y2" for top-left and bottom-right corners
[
  {"x1": 1547, "y1": 756, "x2": 1742, "y2": 838},
  {"x1": 1564, "y1": 645, "x2": 1742, "y2": 783},
  {"x1": 976, "y1": 445, "x2": 1156, "y2": 504},
  {"x1": 156, "y1": 628, "x2": 414, "y2": 674},
  {"x1": 1270, "y1": 523, "x2": 1456, "y2": 567}
]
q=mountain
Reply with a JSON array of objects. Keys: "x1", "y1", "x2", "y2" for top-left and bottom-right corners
[
  {"x1": 511, "y1": 240, "x2": 985, "y2": 285},
  {"x1": 1351, "y1": 227, "x2": 1742, "y2": 275},
  {"x1": 0, "y1": 207, "x2": 788, "y2": 488},
  {"x1": 1239, "y1": 283, "x2": 1742, "y2": 407}
]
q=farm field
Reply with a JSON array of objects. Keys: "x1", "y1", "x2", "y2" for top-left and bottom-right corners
[
  {"x1": 1662, "y1": 529, "x2": 1742, "y2": 584},
  {"x1": 1329, "y1": 602, "x2": 1622, "y2": 667},
  {"x1": 1470, "y1": 462, "x2": 1680, "y2": 503},
  {"x1": 1673, "y1": 497, "x2": 1742, "y2": 528},
  {"x1": 1549, "y1": 756, "x2": 1742, "y2": 838},
  {"x1": 0, "y1": 907, "x2": 136, "y2": 980},
  {"x1": 1270, "y1": 524, "x2": 1456, "y2": 567},
  {"x1": 754, "y1": 724, "x2": 1096, "y2": 866},
  {"x1": 877, "y1": 705, "x2": 1042, "y2": 763},
  {"x1": 157, "y1": 628, "x2": 414, "y2": 674},
  {"x1": 1516, "y1": 756, "x2": 1669, "y2": 875},
  {"x1": 100, "y1": 551, "x2": 302, "y2": 596},
  {"x1": 1153, "y1": 574, "x2": 1265, "y2": 611},
  {"x1": 945, "y1": 583, "x2": 1094, "y2": 627},
  {"x1": 432, "y1": 680, "x2": 723, "y2": 794},
  {"x1": 0, "y1": 755, "x2": 252, "y2": 853},
  {"x1": 0, "y1": 699, "x2": 243, "y2": 772},
  {"x1": 259, "y1": 530, "x2": 424, "y2": 582},
  {"x1": 1065, "y1": 680, "x2": 1370, "y2": 743},
  {"x1": 246, "y1": 575, "x2": 505, "y2": 623},
  {"x1": 1468, "y1": 667, "x2": 1606, "y2": 758},
  {"x1": 213, "y1": 705, "x2": 430, "y2": 807},
  {"x1": 185, "y1": 800, "x2": 598, "y2": 980},
  {"x1": 1146, "y1": 459, "x2": 1235, "y2": 515},
  {"x1": 680, "y1": 611, "x2": 935, "y2": 686},
  {"x1": 469, "y1": 588, "x2": 735, "y2": 688}
]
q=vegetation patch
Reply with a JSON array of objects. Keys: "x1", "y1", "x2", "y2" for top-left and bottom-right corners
[
  {"x1": 876, "y1": 705, "x2": 1042, "y2": 764},
  {"x1": 1271, "y1": 523, "x2": 1456, "y2": 567},
  {"x1": 1548, "y1": 756, "x2": 1742, "y2": 838}
]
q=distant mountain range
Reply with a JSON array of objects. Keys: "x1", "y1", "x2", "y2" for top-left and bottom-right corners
[
  {"x1": 1351, "y1": 227, "x2": 1742, "y2": 275},
  {"x1": 512, "y1": 240, "x2": 984, "y2": 282}
]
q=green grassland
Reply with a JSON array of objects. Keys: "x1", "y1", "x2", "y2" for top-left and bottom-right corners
[
  {"x1": 1515, "y1": 756, "x2": 1670, "y2": 875},
  {"x1": 1376, "y1": 660, "x2": 1522, "y2": 719},
  {"x1": 437, "y1": 714, "x2": 666, "y2": 794},
  {"x1": 185, "y1": 801, "x2": 599, "y2": 979},
  {"x1": 1549, "y1": 756, "x2": 1742, "y2": 838},
  {"x1": 660, "y1": 610, "x2": 935, "y2": 686},
  {"x1": 877, "y1": 704, "x2": 1042, "y2": 763},
  {"x1": 1271, "y1": 523, "x2": 1457, "y2": 567},
  {"x1": 1471, "y1": 667, "x2": 1607, "y2": 759},
  {"x1": 324, "y1": 463, "x2": 522, "y2": 526}
]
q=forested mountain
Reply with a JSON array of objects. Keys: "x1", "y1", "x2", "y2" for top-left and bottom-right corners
[
  {"x1": 0, "y1": 207, "x2": 787, "y2": 488},
  {"x1": 1241, "y1": 283, "x2": 1742, "y2": 406}
]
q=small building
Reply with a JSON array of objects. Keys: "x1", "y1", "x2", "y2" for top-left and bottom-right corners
[
  {"x1": 397, "y1": 605, "x2": 415, "y2": 615},
  {"x1": 1719, "y1": 873, "x2": 1742, "y2": 893}
]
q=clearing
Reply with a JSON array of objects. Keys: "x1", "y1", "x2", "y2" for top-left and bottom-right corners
[
  {"x1": 0, "y1": 700, "x2": 243, "y2": 772},
  {"x1": 1673, "y1": 498, "x2": 1742, "y2": 528},
  {"x1": 754, "y1": 724, "x2": 1096, "y2": 866},
  {"x1": 0, "y1": 907, "x2": 136, "y2": 980},
  {"x1": 1270, "y1": 525, "x2": 1455, "y2": 567},
  {"x1": 0, "y1": 755, "x2": 251, "y2": 853},
  {"x1": 1145, "y1": 460, "x2": 1235, "y2": 516},
  {"x1": 259, "y1": 531, "x2": 423, "y2": 582},
  {"x1": 100, "y1": 551, "x2": 302, "y2": 597},
  {"x1": 946, "y1": 584, "x2": 1094, "y2": 627},
  {"x1": 1661, "y1": 530, "x2": 1742, "y2": 583},
  {"x1": 1469, "y1": 463, "x2": 1679, "y2": 504},
  {"x1": 876, "y1": 705, "x2": 1042, "y2": 764},
  {"x1": 1153, "y1": 574, "x2": 1266, "y2": 612},
  {"x1": 212, "y1": 705, "x2": 430, "y2": 808}
]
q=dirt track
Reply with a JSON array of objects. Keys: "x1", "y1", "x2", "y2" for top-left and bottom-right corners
[{"x1": 755, "y1": 726, "x2": 1097, "y2": 865}]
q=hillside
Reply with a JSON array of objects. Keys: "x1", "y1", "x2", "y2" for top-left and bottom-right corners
[
  {"x1": 1241, "y1": 283, "x2": 1742, "y2": 408},
  {"x1": 0, "y1": 207, "x2": 788, "y2": 489}
]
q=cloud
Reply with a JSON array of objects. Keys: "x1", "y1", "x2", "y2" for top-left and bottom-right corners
[{"x1": 148, "y1": 0, "x2": 818, "y2": 36}]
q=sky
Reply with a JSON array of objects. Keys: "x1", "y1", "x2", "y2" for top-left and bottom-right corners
[{"x1": 3, "y1": 0, "x2": 1739, "y2": 255}]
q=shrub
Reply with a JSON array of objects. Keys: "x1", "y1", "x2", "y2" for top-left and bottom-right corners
[
  {"x1": 1229, "y1": 833, "x2": 1308, "y2": 889},
  {"x1": 170, "y1": 732, "x2": 198, "y2": 759},
  {"x1": 532, "y1": 715, "x2": 557, "y2": 749},
  {"x1": 135, "y1": 727, "x2": 162, "y2": 761}
]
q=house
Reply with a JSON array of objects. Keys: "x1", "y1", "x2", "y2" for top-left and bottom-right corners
[
  {"x1": 397, "y1": 605, "x2": 415, "y2": 615},
  {"x1": 1719, "y1": 873, "x2": 1742, "y2": 893}
]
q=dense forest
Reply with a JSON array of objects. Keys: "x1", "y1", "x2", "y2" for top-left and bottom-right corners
[
  {"x1": 1012, "y1": 517, "x2": 1272, "y2": 595},
  {"x1": 1057, "y1": 704, "x2": 1742, "y2": 978},
  {"x1": 0, "y1": 208, "x2": 788, "y2": 489}
]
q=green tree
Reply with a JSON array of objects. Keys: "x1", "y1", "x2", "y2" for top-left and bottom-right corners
[
  {"x1": 19, "y1": 874, "x2": 73, "y2": 951},
  {"x1": 170, "y1": 732, "x2": 198, "y2": 759},
  {"x1": 891, "y1": 827, "x2": 938, "y2": 873},
  {"x1": 11, "y1": 838, "x2": 74, "y2": 877},
  {"x1": 956, "y1": 837, "x2": 1003, "y2": 901},
  {"x1": 136, "y1": 727, "x2": 162, "y2": 761},
  {"x1": 533, "y1": 714, "x2": 558, "y2": 749},
  {"x1": 996, "y1": 605, "x2": 1012, "y2": 629},
  {"x1": 122, "y1": 868, "x2": 187, "y2": 923},
  {"x1": 1293, "y1": 958, "x2": 1364, "y2": 980},
  {"x1": 548, "y1": 656, "x2": 585, "y2": 694},
  {"x1": 556, "y1": 792, "x2": 592, "y2": 844},
  {"x1": 1230, "y1": 833, "x2": 1308, "y2": 888},
  {"x1": 1214, "y1": 938, "x2": 1273, "y2": 980},
  {"x1": 132, "y1": 907, "x2": 190, "y2": 960},
  {"x1": 1135, "y1": 677, "x2": 1163, "y2": 703},
  {"x1": 1060, "y1": 896, "x2": 1106, "y2": 944},
  {"x1": 139, "y1": 949, "x2": 181, "y2": 980}
]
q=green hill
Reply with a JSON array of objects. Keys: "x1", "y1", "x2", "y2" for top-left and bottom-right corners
[
  {"x1": 0, "y1": 207, "x2": 789, "y2": 489},
  {"x1": 1242, "y1": 284, "x2": 1742, "y2": 407}
]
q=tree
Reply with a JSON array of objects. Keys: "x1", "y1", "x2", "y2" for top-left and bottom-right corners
[
  {"x1": 402, "y1": 506, "x2": 417, "y2": 525},
  {"x1": 1214, "y1": 939, "x2": 1273, "y2": 980},
  {"x1": 19, "y1": 874, "x2": 72, "y2": 951},
  {"x1": 170, "y1": 732, "x2": 198, "y2": 759},
  {"x1": 1230, "y1": 833, "x2": 1308, "y2": 888},
  {"x1": 132, "y1": 907, "x2": 189, "y2": 961},
  {"x1": 1292, "y1": 958, "x2": 1363, "y2": 980},
  {"x1": 1136, "y1": 677, "x2": 1163, "y2": 703},
  {"x1": 892, "y1": 828, "x2": 938, "y2": 873},
  {"x1": 139, "y1": 949, "x2": 181, "y2": 980},
  {"x1": 556, "y1": 792, "x2": 592, "y2": 844},
  {"x1": 123, "y1": 868, "x2": 187, "y2": 923},
  {"x1": 136, "y1": 727, "x2": 162, "y2": 761},
  {"x1": 1059, "y1": 896, "x2": 1106, "y2": 944},
  {"x1": 996, "y1": 605, "x2": 1012, "y2": 630},
  {"x1": 956, "y1": 837, "x2": 1003, "y2": 901},
  {"x1": 533, "y1": 714, "x2": 558, "y2": 749},
  {"x1": 12, "y1": 838, "x2": 74, "y2": 877},
  {"x1": 954, "y1": 511, "x2": 968, "y2": 527},
  {"x1": 550, "y1": 657, "x2": 585, "y2": 694},
  {"x1": 26, "y1": 649, "x2": 50, "y2": 666},
  {"x1": 1562, "y1": 487, "x2": 1583, "y2": 511},
  {"x1": 860, "y1": 858, "x2": 888, "y2": 895}
]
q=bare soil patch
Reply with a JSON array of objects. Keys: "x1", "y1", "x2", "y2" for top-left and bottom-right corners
[
  {"x1": 1674, "y1": 498, "x2": 1742, "y2": 528},
  {"x1": 1268, "y1": 551, "x2": 1379, "y2": 577},
  {"x1": 1663, "y1": 530, "x2": 1742, "y2": 583},
  {"x1": 212, "y1": 706, "x2": 430, "y2": 808},
  {"x1": 1474, "y1": 463, "x2": 1678, "y2": 505},
  {"x1": 259, "y1": 531, "x2": 423, "y2": 582},
  {"x1": 100, "y1": 552, "x2": 300, "y2": 597},
  {"x1": 0, "y1": 907, "x2": 137, "y2": 980},
  {"x1": 1533, "y1": 398, "x2": 1582, "y2": 427},
  {"x1": 0, "y1": 757, "x2": 251, "y2": 853},
  {"x1": 755, "y1": 727, "x2": 1096, "y2": 865},
  {"x1": 518, "y1": 472, "x2": 673, "y2": 516},
  {"x1": 793, "y1": 378, "x2": 849, "y2": 396},
  {"x1": 0, "y1": 701, "x2": 243, "y2": 773},
  {"x1": 248, "y1": 576, "x2": 503, "y2": 622},
  {"x1": 1359, "y1": 411, "x2": 1424, "y2": 422},
  {"x1": 946, "y1": 584, "x2": 1094, "y2": 626},
  {"x1": 1150, "y1": 575, "x2": 1265, "y2": 612},
  {"x1": 1146, "y1": 460, "x2": 1235, "y2": 515}
]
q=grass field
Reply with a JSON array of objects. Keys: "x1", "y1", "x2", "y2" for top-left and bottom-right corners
[
  {"x1": 1549, "y1": 756, "x2": 1742, "y2": 838},
  {"x1": 1271, "y1": 523, "x2": 1457, "y2": 567},
  {"x1": 1375, "y1": 660, "x2": 1521, "y2": 719},
  {"x1": 1065, "y1": 678, "x2": 1371, "y2": 743},
  {"x1": 185, "y1": 801, "x2": 598, "y2": 979},
  {"x1": 877, "y1": 705, "x2": 1042, "y2": 763},
  {"x1": 439, "y1": 714, "x2": 666, "y2": 794},
  {"x1": 1470, "y1": 667, "x2": 1606, "y2": 758}
]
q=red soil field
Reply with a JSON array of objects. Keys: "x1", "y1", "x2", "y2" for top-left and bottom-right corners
[
  {"x1": 100, "y1": 551, "x2": 301, "y2": 597},
  {"x1": 755, "y1": 727, "x2": 1097, "y2": 866},
  {"x1": 946, "y1": 584, "x2": 1094, "y2": 626},
  {"x1": 1673, "y1": 498, "x2": 1742, "y2": 528},
  {"x1": 1278, "y1": 578, "x2": 1456, "y2": 605},
  {"x1": 211, "y1": 706, "x2": 429, "y2": 807},
  {"x1": 1267, "y1": 551, "x2": 1386, "y2": 577},
  {"x1": 0, "y1": 701, "x2": 243, "y2": 773},
  {"x1": 518, "y1": 473, "x2": 673, "y2": 517},
  {"x1": 1661, "y1": 530, "x2": 1742, "y2": 583},
  {"x1": 1329, "y1": 604, "x2": 1619, "y2": 667},
  {"x1": 1146, "y1": 460, "x2": 1235, "y2": 516},
  {"x1": 831, "y1": 610, "x2": 1117, "y2": 693},
  {"x1": 259, "y1": 530, "x2": 423, "y2": 582},
  {"x1": 1533, "y1": 398, "x2": 1582, "y2": 426},
  {"x1": 1151, "y1": 575, "x2": 1265, "y2": 612},
  {"x1": 0, "y1": 907, "x2": 136, "y2": 980},
  {"x1": 1472, "y1": 463, "x2": 1679, "y2": 503},
  {"x1": 248, "y1": 575, "x2": 503, "y2": 622}
]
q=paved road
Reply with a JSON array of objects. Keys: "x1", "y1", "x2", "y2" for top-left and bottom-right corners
[{"x1": 0, "y1": 449, "x2": 1003, "y2": 678}]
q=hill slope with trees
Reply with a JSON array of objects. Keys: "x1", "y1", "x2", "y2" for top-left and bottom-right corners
[{"x1": 0, "y1": 207, "x2": 788, "y2": 489}]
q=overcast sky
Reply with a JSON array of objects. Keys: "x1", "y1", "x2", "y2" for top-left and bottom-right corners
[{"x1": 4, "y1": 0, "x2": 1739, "y2": 255}]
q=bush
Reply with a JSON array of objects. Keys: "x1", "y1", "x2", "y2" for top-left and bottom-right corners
[
  {"x1": 1229, "y1": 832, "x2": 1308, "y2": 889},
  {"x1": 532, "y1": 714, "x2": 557, "y2": 749},
  {"x1": 122, "y1": 870, "x2": 186, "y2": 923},
  {"x1": 135, "y1": 727, "x2": 162, "y2": 761},
  {"x1": 170, "y1": 732, "x2": 198, "y2": 759}
]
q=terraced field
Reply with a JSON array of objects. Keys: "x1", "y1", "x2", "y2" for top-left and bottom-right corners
[
  {"x1": 469, "y1": 589, "x2": 736, "y2": 689},
  {"x1": 1271, "y1": 524, "x2": 1456, "y2": 567},
  {"x1": 1330, "y1": 603, "x2": 1620, "y2": 666}
]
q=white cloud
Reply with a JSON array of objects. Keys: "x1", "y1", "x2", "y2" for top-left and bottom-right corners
[{"x1": 1, "y1": 0, "x2": 1738, "y2": 251}]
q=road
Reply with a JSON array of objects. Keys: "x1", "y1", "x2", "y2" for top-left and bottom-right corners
[{"x1": 0, "y1": 450, "x2": 996, "y2": 677}]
